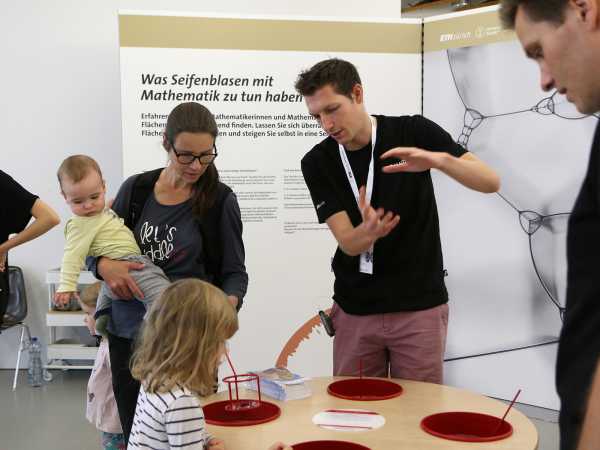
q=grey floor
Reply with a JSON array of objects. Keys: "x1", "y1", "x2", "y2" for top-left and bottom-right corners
[
  {"x1": 1, "y1": 370, "x2": 101, "y2": 450},
  {"x1": 0, "y1": 369, "x2": 559, "y2": 449}
]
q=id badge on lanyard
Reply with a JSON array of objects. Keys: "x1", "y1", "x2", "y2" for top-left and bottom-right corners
[{"x1": 338, "y1": 116, "x2": 376, "y2": 275}]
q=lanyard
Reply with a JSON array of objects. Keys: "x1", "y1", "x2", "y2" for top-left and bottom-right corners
[{"x1": 338, "y1": 116, "x2": 376, "y2": 274}]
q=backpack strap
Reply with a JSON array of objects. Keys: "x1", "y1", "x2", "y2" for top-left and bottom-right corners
[{"x1": 125, "y1": 168, "x2": 163, "y2": 230}]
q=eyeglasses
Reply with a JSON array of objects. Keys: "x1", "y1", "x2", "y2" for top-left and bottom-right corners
[{"x1": 170, "y1": 142, "x2": 218, "y2": 165}]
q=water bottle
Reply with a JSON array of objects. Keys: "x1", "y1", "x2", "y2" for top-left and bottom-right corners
[{"x1": 27, "y1": 337, "x2": 43, "y2": 387}]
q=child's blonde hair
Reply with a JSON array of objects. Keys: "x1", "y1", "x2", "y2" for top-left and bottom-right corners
[
  {"x1": 78, "y1": 282, "x2": 101, "y2": 309},
  {"x1": 131, "y1": 278, "x2": 238, "y2": 396}
]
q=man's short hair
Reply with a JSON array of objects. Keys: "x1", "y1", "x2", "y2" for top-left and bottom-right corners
[
  {"x1": 499, "y1": 0, "x2": 569, "y2": 29},
  {"x1": 295, "y1": 58, "x2": 361, "y2": 98}
]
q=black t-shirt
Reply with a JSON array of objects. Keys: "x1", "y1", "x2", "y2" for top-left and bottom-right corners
[
  {"x1": 0, "y1": 170, "x2": 38, "y2": 247},
  {"x1": 556, "y1": 122, "x2": 600, "y2": 450},
  {"x1": 134, "y1": 194, "x2": 206, "y2": 281},
  {"x1": 346, "y1": 143, "x2": 371, "y2": 189},
  {"x1": 301, "y1": 115, "x2": 466, "y2": 315},
  {"x1": 0, "y1": 170, "x2": 37, "y2": 302}
]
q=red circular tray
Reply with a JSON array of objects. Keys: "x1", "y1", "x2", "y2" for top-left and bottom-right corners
[
  {"x1": 203, "y1": 400, "x2": 281, "y2": 426},
  {"x1": 327, "y1": 378, "x2": 403, "y2": 401},
  {"x1": 292, "y1": 440, "x2": 371, "y2": 450},
  {"x1": 420, "y1": 411, "x2": 513, "y2": 442}
]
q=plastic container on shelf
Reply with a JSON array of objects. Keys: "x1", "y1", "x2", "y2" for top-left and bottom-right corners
[{"x1": 45, "y1": 269, "x2": 99, "y2": 371}]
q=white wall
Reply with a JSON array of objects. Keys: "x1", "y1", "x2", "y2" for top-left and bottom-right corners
[{"x1": 0, "y1": 0, "x2": 401, "y2": 367}]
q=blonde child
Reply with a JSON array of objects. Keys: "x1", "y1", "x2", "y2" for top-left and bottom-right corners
[
  {"x1": 79, "y1": 283, "x2": 126, "y2": 450},
  {"x1": 129, "y1": 278, "x2": 296, "y2": 450},
  {"x1": 128, "y1": 278, "x2": 236, "y2": 449},
  {"x1": 54, "y1": 155, "x2": 169, "y2": 333}
]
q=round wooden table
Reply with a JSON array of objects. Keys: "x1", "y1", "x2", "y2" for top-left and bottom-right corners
[{"x1": 201, "y1": 376, "x2": 539, "y2": 450}]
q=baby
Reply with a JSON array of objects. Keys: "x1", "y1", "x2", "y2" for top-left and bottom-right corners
[{"x1": 54, "y1": 155, "x2": 169, "y2": 333}]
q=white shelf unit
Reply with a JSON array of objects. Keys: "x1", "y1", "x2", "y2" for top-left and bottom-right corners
[{"x1": 45, "y1": 269, "x2": 99, "y2": 370}]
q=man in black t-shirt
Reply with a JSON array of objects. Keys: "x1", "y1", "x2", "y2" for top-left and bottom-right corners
[
  {"x1": 0, "y1": 170, "x2": 60, "y2": 327},
  {"x1": 500, "y1": 1, "x2": 600, "y2": 449},
  {"x1": 295, "y1": 58, "x2": 500, "y2": 383}
]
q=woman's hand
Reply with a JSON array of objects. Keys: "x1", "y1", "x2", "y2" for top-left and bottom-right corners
[{"x1": 97, "y1": 257, "x2": 145, "y2": 300}]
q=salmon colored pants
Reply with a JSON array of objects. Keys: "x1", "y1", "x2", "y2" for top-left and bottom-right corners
[{"x1": 331, "y1": 302, "x2": 449, "y2": 383}]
